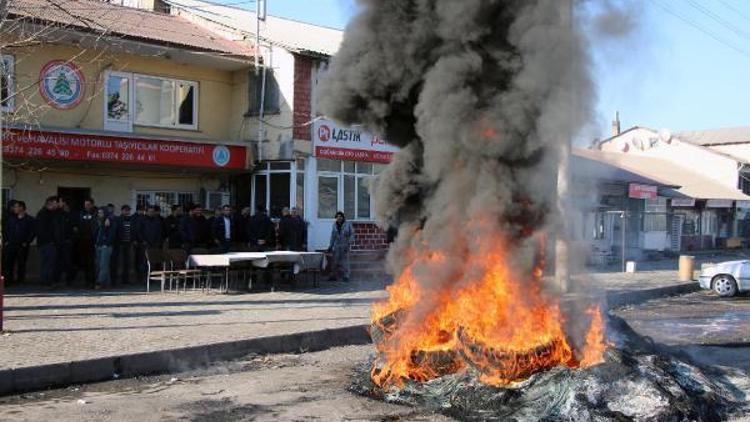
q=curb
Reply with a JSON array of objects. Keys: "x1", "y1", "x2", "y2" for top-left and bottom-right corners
[
  {"x1": 605, "y1": 282, "x2": 700, "y2": 309},
  {"x1": 0, "y1": 324, "x2": 370, "y2": 397}
]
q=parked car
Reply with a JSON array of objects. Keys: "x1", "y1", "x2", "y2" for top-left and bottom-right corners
[{"x1": 698, "y1": 260, "x2": 750, "y2": 297}]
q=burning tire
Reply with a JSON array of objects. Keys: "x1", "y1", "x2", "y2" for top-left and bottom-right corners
[{"x1": 457, "y1": 327, "x2": 571, "y2": 384}]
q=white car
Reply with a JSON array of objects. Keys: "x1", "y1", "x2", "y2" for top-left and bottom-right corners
[{"x1": 698, "y1": 260, "x2": 750, "y2": 297}]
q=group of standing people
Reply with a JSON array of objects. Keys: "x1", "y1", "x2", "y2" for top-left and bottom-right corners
[{"x1": 2, "y1": 197, "x2": 313, "y2": 289}]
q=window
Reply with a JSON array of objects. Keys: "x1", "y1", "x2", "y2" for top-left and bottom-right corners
[
  {"x1": 315, "y1": 159, "x2": 378, "y2": 220},
  {"x1": 135, "y1": 75, "x2": 197, "y2": 129},
  {"x1": 135, "y1": 190, "x2": 197, "y2": 216},
  {"x1": 247, "y1": 67, "x2": 280, "y2": 115},
  {"x1": 2, "y1": 187, "x2": 13, "y2": 209},
  {"x1": 104, "y1": 71, "x2": 198, "y2": 132},
  {"x1": 1, "y1": 55, "x2": 15, "y2": 112},
  {"x1": 252, "y1": 161, "x2": 303, "y2": 219}
]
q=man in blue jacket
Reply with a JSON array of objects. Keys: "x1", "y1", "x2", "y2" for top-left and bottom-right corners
[{"x1": 2, "y1": 201, "x2": 35, "y2": 286}]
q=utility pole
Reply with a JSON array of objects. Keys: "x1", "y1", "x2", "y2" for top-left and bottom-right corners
[
  {"x1": 256, "y1": 0, "x2": 267, "y2": 162},
  {"x1": 0, "y1": 0, "x2": 7, "y2": 332},
  {"x1": 554, "y1": 0, "x2": 574, "y2": 293}
]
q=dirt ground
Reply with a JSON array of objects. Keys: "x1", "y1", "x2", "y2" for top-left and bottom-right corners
[{"x1": 0, "y1": 345, "x2": 454, "y2": 422}]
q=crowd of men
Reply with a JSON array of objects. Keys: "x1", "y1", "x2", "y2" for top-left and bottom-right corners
[{"x1": 2, "y1": 197, "x2": 308, "y2": 289}]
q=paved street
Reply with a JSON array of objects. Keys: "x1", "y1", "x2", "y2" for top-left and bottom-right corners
[
  {"x1": 0, "y1": 346, "x2": 453, "y2": 422},
  {"x1": 0, "y1": 262, "x2": 699, "y2": 372},
  {"x1": 1, "y1": 280, "x2": 384, "y2": 370}
]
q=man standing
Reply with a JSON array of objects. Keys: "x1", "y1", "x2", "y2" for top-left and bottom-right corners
[
  {"x1": 36, "y1": 196, "x2": 64, "y2": 287},
  {"x1": 233, "y1": 206, "x2": 251, "y2": 249},
  {"x1": 93, "y1": 207, "x2": 116, "y2": 289},
  {"x1": 211, "y1": 205, "x2": 233, "y2": 253},
  {"x1": 77, "y1": 198, "x2": 98, "y2": 288},
  {"x1": 137, "y1": 205, "x2": 165, "y2": 252},
  {"x1": 58, "y1": 197, "x2": 78, "y2": 286},
  {"x1": 247, "y1": 205, "x2": 274, "y2": 252},
  {"x1": 180, "y1": 204, "x2": 205, "y2": 253},
  {"x1": 2, "y1": 201, "x2": 35, "y2": 286},
  {"x1": 284, "y1": 207, "x2": 308, "y2": 251},
  {"x1": 165, "y1": 205, "x2": 183, "y2": 249},
  {"x1": 113, "y1": 205, "x2": 136, "y2": 285},
  {"x1": 328, "y1": 211, "x2": 353, "y2": 282}
]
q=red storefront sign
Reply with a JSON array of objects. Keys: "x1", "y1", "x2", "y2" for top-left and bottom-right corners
[
  {"x1": 2, "y1": 128, "x2": 247, "y2": 170},
  {"x1": 315, "y1": 145, "x2": 393, "y2": 164},
  {"x1": 628, "y1": 183, "x2": 658, "y2": 200}
]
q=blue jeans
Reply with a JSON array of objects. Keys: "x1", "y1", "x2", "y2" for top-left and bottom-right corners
[
  {"x1": 39, "y1": 243, "x2": 58, "y2": 285},
  {"x1": 96, "y1": 245, "x2": 113, "y2": 286}
]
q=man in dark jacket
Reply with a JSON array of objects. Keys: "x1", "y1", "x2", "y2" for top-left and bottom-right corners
[
  {"x1": 57, "y1": 197, "x2": 78, "y2": 285},
  {"x1": 247, "y1": 205, "x2": 275, "y2": 251},
  {"x1": 233, "y1": 206, "x2": 250, "y2": 248},
  {"x1": 36, "y1": 196, "x2": 64, "y2": 286},
  {"x1": 211, "y1": 205, "x2": 234, "y2": 253},
  {"x1": 113, "y1": 205, "x2": 136, "y2": 285},
  {"x1": 93, "y1": 207, "x2": 117, "y2": 288},
  {"x1": 278, "y1": 206, "x2": 307, "y2": 251},
  {"x1": 2, "y1": 201, "x2": 35, "y2": 286},
  {"x1": 137, "y1": 205, "x2": 165, "y2": 251},
  {"x1": 164, "y1": 205, "x2": 183, "y2": 249},
  {"x1": 77, "y1": 198, "x2": 98, "y2": 288}
]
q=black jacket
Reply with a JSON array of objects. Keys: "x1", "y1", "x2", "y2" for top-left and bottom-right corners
[
  {"x1": 278, "y1": 215, "x2": 307, "y2": 251},
  {"x1": 180, "y1": 215, "x2": 209, "y2": 247},
  {"x1": 3, "y1": 214, "x2": 36, "y2": 245},
  {"x1": 137, "y1": 216, "x2": 164, "y2": 248},
  {"x1": 78, "y1": 209, "x2": 97, "y2": 242},
  {"x1": 35, "y1": 208, "x2": 65, "y2": 246},
  {"x1": 248, "y1": 213, "x2": 275, "y2": 247},
  {"x1": 164, "y1": 215, "x2": 182, "y2": 248},
  {"x1": 211, "y1": 215, "x2": 233, "y2": 243},
  {"x1": 116, "y1": 215, "x2": 136, "y2": 243},
  {"x1": 233, "y1": 214, "x2": 250, "y2": 243}
]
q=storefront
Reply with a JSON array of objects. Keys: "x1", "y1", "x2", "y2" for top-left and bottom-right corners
[
  {"x1": 249, "y1": 119, "x2": 398, "y2": 251},
  {"x1": 2, "y1": 127, "x2": 249, "y2": 214}
]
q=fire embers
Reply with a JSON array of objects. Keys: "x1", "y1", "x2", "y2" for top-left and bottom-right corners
[{"x1": 369, "y1": 243, "x2": 607, "y2": 390}]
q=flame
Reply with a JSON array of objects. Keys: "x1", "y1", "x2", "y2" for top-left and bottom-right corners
[
  {"x1": 371, "y1": 236, "x2": 607, "y2": 389},
  {"x1": 579, "y1": 306, "x2": 606, "y2": 367}
]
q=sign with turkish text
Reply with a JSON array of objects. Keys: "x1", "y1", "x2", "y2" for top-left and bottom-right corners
[
  {"x1": 39, "y1": 60, "x2": 85, "y2": 110},
  {"x1": 706, "y1": 199, "x2": 733, "y2": 208},
  {"x1": 628, "y1": 183, "x2": 658, "y2": 200},
  {"x1": 313, "y1": 118, "x2": 398, "y2": 164},
  {"x1": 2, "y1": 128, "x2": 247, "y2": 170},
  {"x1": 670, "y1": 198, "x2": 696, "y2": 207}
]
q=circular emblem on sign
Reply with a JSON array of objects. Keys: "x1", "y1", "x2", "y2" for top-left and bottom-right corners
[
  {"x1": 39, "y1": 60, "x2": 85, "y2": 110},
  {"x1": 212, "y1": 145, "x2": 231, "y2": 167},
  {"x1": 318, "y1": 125, "x2": 331, "y2": 142}
]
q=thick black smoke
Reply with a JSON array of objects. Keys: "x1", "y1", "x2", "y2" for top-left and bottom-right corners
[{"x1": 319, "y1": 0, "x2": 593, "y2": 280}]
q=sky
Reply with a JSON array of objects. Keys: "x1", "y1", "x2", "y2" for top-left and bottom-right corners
[{"x1": 240, "y1": 0, "x2": 750, "y2": 137}]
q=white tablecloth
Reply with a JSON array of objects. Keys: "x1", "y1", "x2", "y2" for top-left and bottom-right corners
[{"x1": 188, "y1": 251, "x2": 326, "y2": 275}]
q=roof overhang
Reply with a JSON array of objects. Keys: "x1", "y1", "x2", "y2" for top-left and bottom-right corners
[{"x1": 5, "y1": 17, "x2": 255, "y2": 71}]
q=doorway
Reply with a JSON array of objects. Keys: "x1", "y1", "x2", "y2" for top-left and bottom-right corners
[{"x1": 57, "y1": 187, "x2": 91, "y2": 215}]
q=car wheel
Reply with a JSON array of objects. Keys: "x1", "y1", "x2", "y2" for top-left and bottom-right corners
[{"x1": 712, "y1": 275, "x2": 738, "y2": 297}]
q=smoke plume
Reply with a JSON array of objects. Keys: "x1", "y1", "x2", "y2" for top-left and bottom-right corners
[{"x1": 319, "y1": 0, "x2": 593, "y2": 281}]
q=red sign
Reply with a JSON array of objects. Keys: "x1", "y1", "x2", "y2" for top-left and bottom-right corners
[
  {"x1": 2, "y1": 128, "x2": 247, "y2": 170},
  {"x1": 628, "y1": 183, "x2": 658, "y2": 200},
  {"x1": 315, "y1": 146, "x2": 393, "y2": 164}
]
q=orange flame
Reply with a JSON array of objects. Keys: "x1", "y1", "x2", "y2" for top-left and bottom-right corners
[
  {"x1": 371, "y1": 237, "x2": 607, "y2": 389},
  {"x1": 580, "y1": 306, "x2": 606, "y2": 367}
]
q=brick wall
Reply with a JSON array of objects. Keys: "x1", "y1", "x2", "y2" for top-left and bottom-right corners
[
  {"x1": 352, "y1": 222, "x2": 389, "y2": 251},
  {"x1": 293, "y1": 54, "x2": 313, "y2": 141}
]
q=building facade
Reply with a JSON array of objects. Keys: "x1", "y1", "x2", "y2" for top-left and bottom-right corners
[
  {"x1": 1, "y1": 0, "x2": 257, "y2": 215},
  {"x1": 174, "y1": 0, "x2": 396, "y2": 251}
]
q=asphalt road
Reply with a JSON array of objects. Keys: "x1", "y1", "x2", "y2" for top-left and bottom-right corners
[
  {"x1": 615, "y1": 290, "x2": 750, "y2": 371},
  {"x1": 0, "y1": 346, "x2": 454, "y2": 422}
]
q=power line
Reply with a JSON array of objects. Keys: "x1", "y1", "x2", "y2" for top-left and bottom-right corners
[
  {"x1": 683, "y1": 0, "x2": 750, "y2": 41},
  {"x1": 648, "y1": 0, "x2": 750, "y2": 60},
  {"x1": 715, "y1": 0, "x2": 750, "y2": 24}
]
